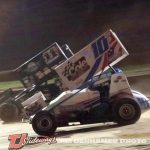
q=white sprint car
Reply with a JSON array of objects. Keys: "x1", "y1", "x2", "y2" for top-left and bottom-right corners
[{"x1": 30, "y1": 30, "x2": 150, "y2": 136}]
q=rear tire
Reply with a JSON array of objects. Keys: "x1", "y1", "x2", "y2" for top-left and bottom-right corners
[
  {"x1": 32, "y1": 111, "x2": 57, "y2": 136},
  {"x1": 112, "y1": 99, "x2": 141, "y2": 125},
  {"x1": 0, "y1": 103, "x2": 19, "y2": 122}
]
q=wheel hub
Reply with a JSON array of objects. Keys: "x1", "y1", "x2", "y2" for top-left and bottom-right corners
[
  {"x1": 119, "y1": 104, "x2": 135, "y2": 120},
  {"x1": 37, "y1": 116, "x2": 52, "y2": 131}
]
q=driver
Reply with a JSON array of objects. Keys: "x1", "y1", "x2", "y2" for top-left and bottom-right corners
[{"x1": 89, "y1": 67, "x2": 122, "y2": 101}]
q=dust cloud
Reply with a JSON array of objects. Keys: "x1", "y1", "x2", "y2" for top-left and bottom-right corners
[{"x1": 128, "y1": 75, "x2": 150, "y2": 96}]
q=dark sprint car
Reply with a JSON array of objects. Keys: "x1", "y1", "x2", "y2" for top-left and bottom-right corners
[{"x1": 0, "y1": 43, "x2": 74, "y2": 122}]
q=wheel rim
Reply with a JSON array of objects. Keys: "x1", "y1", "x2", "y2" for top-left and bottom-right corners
[
  {"x1": 119, "y1": 104, "x2": 135, "y2": 120},
  {"x1": 37, "y1": 116, "x2": 52, "y2": 131}
]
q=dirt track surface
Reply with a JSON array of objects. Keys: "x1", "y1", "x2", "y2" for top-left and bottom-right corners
[{"x1": 0, "y1": 110, "x2": 150, "y2": 150}]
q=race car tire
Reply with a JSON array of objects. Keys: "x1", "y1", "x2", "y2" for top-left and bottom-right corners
[
  {"x1": 0, "y1": 103, "x2": 19, "y2": 122},
  {"x1": 112, "y1": 98, "x2": 141, "y2": 125},
  {"x1": 32, "y1": 111, "x2": 57, "y2": 136}
]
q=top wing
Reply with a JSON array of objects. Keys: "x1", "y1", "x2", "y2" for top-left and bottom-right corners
[
  {"x1": 15, "y1": 43, "x2": 73, "y2": 88},
  {"x1": 55, "y1": 29, "x2": 129, "y2": 90}
]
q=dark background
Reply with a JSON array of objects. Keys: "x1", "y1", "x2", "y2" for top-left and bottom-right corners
[{"x1": 0, "y1": 0, "x2": 150, "y2": 71}]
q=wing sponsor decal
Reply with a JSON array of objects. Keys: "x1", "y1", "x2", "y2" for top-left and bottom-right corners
[{"x1": 62, "y1": 57, "x2": 90, "y2": 81}]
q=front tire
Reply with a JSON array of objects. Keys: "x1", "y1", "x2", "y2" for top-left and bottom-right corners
[
  {"x1": 32, "y1": 111, "x2": 57, "y2": 136},
  {"x1": 112, "y1": 99, "x2": 141, "y2": 125},
  {"x1": 0, "y1": 103, "x2": 19, "y2": 122}
]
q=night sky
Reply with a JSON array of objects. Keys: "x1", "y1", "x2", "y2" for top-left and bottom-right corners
[{"x1": 0, "y1": 0, "x2": 150, "y2": 71}]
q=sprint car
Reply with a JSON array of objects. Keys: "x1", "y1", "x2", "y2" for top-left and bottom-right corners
[
  {"x1": 31, "y1": 67, "x2": 150, "y2": 136},
  {"x1": 30, "y1": 30, "x2": 150, "y2": 136},
  {"x1": 0, "y1": 44, "x2": 73, "y2": 122}
]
